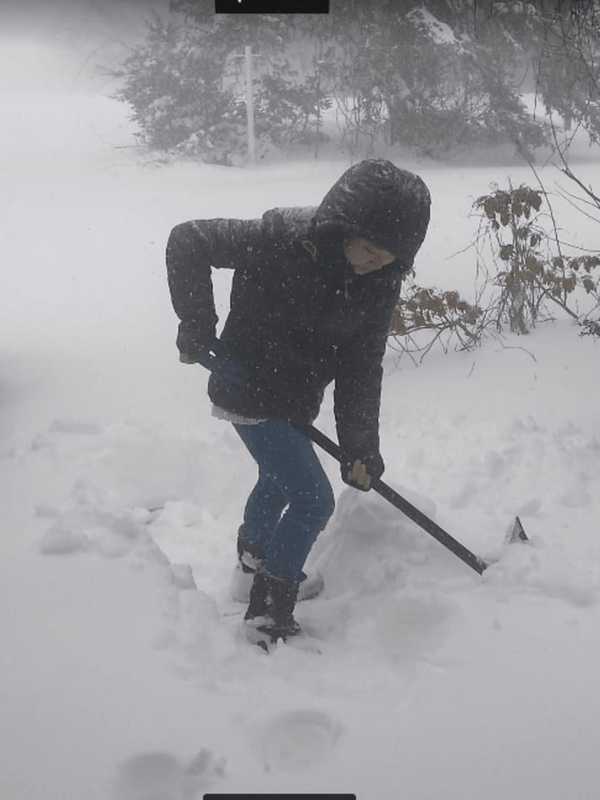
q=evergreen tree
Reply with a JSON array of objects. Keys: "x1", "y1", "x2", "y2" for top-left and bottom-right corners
[{"x1": 115, "y1": 1, "x2": 599, "y2": 163}]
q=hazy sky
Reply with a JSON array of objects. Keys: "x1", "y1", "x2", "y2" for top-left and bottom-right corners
[
  {"x1": 0, "y1": 0, "x2": 168, "y2": 93},
  {"x1": 0, "y1": 0, "x2": 166, "y2": 37}
]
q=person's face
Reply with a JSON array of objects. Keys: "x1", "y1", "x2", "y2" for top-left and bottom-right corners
[{"x1": 343, "y1": 238, "x2": 396, "y2": 274}]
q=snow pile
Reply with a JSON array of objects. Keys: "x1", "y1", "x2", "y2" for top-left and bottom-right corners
[{"x1": 407, "y1": 6, "x2": 462, "y2": 48}]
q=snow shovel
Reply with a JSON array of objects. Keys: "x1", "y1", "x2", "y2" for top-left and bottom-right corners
[
  {"x1": 196, "y1": 347, "x2": 527, "y2": 576},
  {"x1": 301, "y1": 424, "x2": 528, "y2": 575}
]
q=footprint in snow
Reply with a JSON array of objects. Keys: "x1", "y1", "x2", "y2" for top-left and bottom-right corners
[
  {"x1": 259, "y1": 710, "x2": 342, "y2": 773},
  {"x1": 112, "y1": 748, "x2": 225, "y2": 800}
]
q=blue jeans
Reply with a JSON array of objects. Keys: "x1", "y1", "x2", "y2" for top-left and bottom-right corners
[{"x1": 233, "y1": 420, "x2": 336, "y2": 582}]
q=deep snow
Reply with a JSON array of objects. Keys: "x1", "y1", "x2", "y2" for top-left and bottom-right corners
[{"x1": 1, "y1": 86, "x2": 600, "y2": 800}]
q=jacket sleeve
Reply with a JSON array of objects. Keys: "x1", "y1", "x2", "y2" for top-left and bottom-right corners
[
  {"x1": 333, "y1": 290, "x2": 399, "y2": 460},
  {"x1": 166, "y1": 218, "x2": 261, "y2": 357}
]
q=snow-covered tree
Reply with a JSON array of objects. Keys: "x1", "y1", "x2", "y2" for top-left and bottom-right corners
[
  {"x1": 115, "y1": 1, "x2": 600, "y2": 162},
  {"x1": 113, "y1": 14, "x2": 248, "y2": 163}
]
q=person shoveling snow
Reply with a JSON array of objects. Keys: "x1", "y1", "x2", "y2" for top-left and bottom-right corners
[{"x1": 166, "y1": 159, "x2": 431, "y2": 650}]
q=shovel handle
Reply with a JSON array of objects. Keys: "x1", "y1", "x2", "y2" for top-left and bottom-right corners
[
  {"x1": 301, "y1": 424, "x2": 489, "y2": 576},
  {"x1": 193, "y1": 358, "x2": 488, "y2": 575}
]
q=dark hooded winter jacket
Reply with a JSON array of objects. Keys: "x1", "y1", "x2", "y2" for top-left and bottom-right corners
[{"x1": 166, "y1": 159, "x2": 430, "y2": 462}]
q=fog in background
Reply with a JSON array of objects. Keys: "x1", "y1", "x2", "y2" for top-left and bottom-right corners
[{"x1": 0, "y1": 0, "x2": 168, "y2": 93}]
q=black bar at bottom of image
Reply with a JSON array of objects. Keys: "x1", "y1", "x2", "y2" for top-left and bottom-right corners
[
  {"x1": 204, "y1": 795, "x2": 355, "y2": 799},
  {"x1": 215, "y1": 0, "x2": 330, "y2": 13}
]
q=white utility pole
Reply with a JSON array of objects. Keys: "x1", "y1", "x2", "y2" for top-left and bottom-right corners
[
  {"x1": 244, "y1": 46, "x2": 256, "y2": 165},
  {"x1": 232, "y1": 46, "x2": 257, "y2": 166}
]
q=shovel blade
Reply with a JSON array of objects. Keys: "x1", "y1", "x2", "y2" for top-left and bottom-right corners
[{"x1": 507, "y1": 515, "x2": 529, "y2": 544}]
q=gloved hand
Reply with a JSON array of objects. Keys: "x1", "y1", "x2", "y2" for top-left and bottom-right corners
[
  {"x1": 179, "y1": 348, "x2": 216, "y2": 368},
  {"x1": 341, "y1": 452, "x2": 384, "y2": 492},
  {"x1": 177, "y1": 320, "x2": 217, "y2": 367},
  {"x1": 179, "y1": 332, "x2": 249, "y2": 389}
]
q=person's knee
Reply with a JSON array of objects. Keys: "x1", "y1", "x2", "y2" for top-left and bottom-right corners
[{"x1": 291, "y1": 481, "x2": 335, "y2": 527}]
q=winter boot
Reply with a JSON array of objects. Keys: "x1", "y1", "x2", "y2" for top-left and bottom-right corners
[
  {"x1": 244, "y1": 572, "x2": 301, "y2": 647},
  {"x1": 233, "y1": 525, "x2": 324, "y2": 603},
  {"x1": 243, "y1": 571, "x2": 271, "y2": 621}
]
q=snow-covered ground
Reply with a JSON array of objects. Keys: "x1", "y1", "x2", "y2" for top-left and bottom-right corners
[{"x1": 2, "y1": 86, "x2": 600, "y2": 800}]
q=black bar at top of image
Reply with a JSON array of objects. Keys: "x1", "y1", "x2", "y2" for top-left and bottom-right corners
[
  {"x1": 215, "y1": 0, "x2": 329, "y2": 13},
  {"x1": 203, "y1": 794, "x2": 355, "y2": 799}
]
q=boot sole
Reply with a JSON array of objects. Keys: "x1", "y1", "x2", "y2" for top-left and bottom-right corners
[{"x1": 243, "y1": 622, "x2": 322, "y2": 655}]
